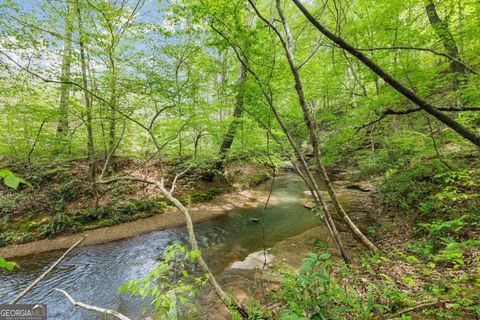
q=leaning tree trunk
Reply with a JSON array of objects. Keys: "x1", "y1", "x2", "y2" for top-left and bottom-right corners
[
  {"x1": 97, "y1": 172, "x2": 249, "y2": 318},
  {"x1": 268, "y1": 99, "x2": 352, "y2": 262},
  {"x1": 216, "y1": 61, "x2": 247, "y2": 169},
  {"x1": 56, "y1": 0, "x2": 73, "y2": 138},
  {"x1": 272, "y1": 0, "x2": 379, "y2": 252},
  {"x1": 155, "y1": 182, "x2": 248, "y2": 317},
  {"x1": 291, "y1": 0, "x2": 480, "y2": 148}
]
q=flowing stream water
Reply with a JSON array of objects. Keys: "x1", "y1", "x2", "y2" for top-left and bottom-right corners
[{"x1": 0, "y1": 173, "x2": 364, "y2": 319}]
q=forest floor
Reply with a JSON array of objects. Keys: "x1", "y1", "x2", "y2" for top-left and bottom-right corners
[{"x1": 0, "y1": 157, "x2": 272, "y2": 256}]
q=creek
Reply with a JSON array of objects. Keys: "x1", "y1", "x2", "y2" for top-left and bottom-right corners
[{"x1": 0, "y1": 173, "x2": 367, "y2": 319}]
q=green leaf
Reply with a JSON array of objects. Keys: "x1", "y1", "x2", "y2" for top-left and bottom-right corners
[
  {"x1": 3, "y1": 175, "x2": 20, "y2": 189},
  {"x1": 0, "y1": 169, "x2": 13, "y2": 178},
  {"x1": 317, "y1": 253, "x2": 331, "y2": 260},
  {"x1": 0, "y1": 170, "x2": 31, "y2": 189},
  {"x1": 0, "y1": 258, "x2": 18, "y2": 271}
]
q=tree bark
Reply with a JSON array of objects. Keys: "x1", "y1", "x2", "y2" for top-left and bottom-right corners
[
  {"x1": 291, "y1": 0, "x2": 480, "y2": 148},
  {"x1": 56, "y1": 0, "x2": 73, "y2": 137},
  {"x1": 108, "y1": 51, "x2": 117, "y2": 169},
  {"x1": 424, "y1": 0, "x2": 465, "y2": 77},
  {"x1": 11, "y1": 237, "x2": 85, "y2": 304},
  {"x1": 55, "y1": 289, "x2": 131, "y2": 320},
  {"x1": 217, "y1": 61, "x2": 247, "y2": 169},
  {"x1": 98, "y1": 174, "x2": 249, "y2": 318},
  {"x1": 76, "y1": 0, "x2": 96, "y2": 181}
]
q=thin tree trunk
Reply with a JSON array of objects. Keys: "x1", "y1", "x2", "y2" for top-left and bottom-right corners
[
  {"x1": 424, "y1": 0, "x2": 465, "y2": 77},
  {"x1": 291, "y1": 0, "x2": 480, "y2": 148},
  {"x1": 27, "y1": 119, "x2": 46, "y2": 163},
  {"x1": 216, "y1": 62, "x2": 247, "y2": 169},
  {"x1": 76, "y1": 0, "x2": 96, "y2": 181},
  {"x1": 108, "y1": 51, "x2": 117, "y2": 170},
  {"x1": 240, "y1": 106, "x2": 348, "y2": 260},
  {"x1": 97, "y1": 172, "x2": 249, "y2": 318},
  {"x1": 56, "y1": 0, "x2": 73, "y2": 137},
  {"x1": 271, "y1": 102, "x2": 351, "y2": 262},
  {"x1": 155, "y1": 182, "x2": 248, "y2": 317},
  {"x1": 271, "y1": 0, "x2": 379, "y2": 252}
]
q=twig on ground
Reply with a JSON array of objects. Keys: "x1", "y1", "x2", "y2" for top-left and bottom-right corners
[{"x1": 385, "y1": 299, "x2": 454, "y2": 319}]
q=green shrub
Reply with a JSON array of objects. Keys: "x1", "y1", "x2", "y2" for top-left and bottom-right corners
[
  {"x1": 48, "y1": 178, "x2": 82, "y2": 203},
  {"x1": 40, "y1": 211, "x2": 77, "y2": 237},
  {"x1": 0, "y1": 194, "x2": 16, "y2": 216},
  {"x1": 133, "y1": 197, "x2": 168, "y2": 212},
  {"x1": 120, "y1": 243, "x2": 205, "y2": 319},
  {"x1": 82, "y1": 206, "x2": 110, "y2": 222},
  {"x1": 189, "y1": 188, "x2": 221, "y2": 203},
  {"x1": 275, "y1": 252, "x2": 387, "y2": 319},
  {"x1": 433, "y1": 239, "x2": 480, "y2": 268}
]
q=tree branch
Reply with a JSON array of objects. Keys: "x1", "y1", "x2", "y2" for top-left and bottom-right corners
[
  {"x1": 11, "y1": 237, "x2": 86, "y2": 304},
  {"x1": 291, "y1": 0, "x2": 480, "y2": 148},
  {"x1": 385, "y1": 299, "x2": 454, "y2": 320},
  {"x1": 297, "y1": 40, "x2": 322, "y2": 70},
  {"x1": 0, "y1": 49, "x2": 109, "y2": 105},
  {"x1": 54, "y1": 289, "x2": 131, "y2": 320},
  {"x1": 170, "y1": 164, "x2": 192, "y2": 194},
  {"x1": 357, "y1": 46, "x2": 477, "y2": 75},
  {"x1": 357, "y1": 106, "x2": 480, "y2": 132}
]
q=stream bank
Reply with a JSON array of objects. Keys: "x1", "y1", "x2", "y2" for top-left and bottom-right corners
[
  {"x1": 0, "y1": 158, "x2": 272, "y2": 252},
  {"x1": 0, "y1": 187, "x2": 262, "y2": 259}
]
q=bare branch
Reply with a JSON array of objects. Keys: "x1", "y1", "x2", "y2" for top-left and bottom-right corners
[
  {"x1": 0, "y1": 49, "x2": 109, "y2": 105},
  {"x1": 11, "y1": 237, "x2": 86, "y2": 304},
  {"x1": 95, "y1": 174, "x2": 248, "y2": 317},
  {"x1": 54, "y1": 289, "x2": 131, "y2": 320},
  {"x1": 297, "y1": 40, "x2": 322, "y2": 70},
  {"x1": 385, "y1": 299, "x2": 454, "y2": 320},
  {"x1": 170, "y1": 164, "x2": 192, "y2": 193}
]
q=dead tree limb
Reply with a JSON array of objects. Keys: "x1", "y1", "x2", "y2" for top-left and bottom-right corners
[
  {"x1": 11, "y1": 237, "x2": 86, "y2": 304},
  {"x1": 97, "y1": 175, "x2": 248, "y2": 318},
  {"x1": 385, "y1": 299, "x2": 453, "y2": 320},
  {"x1": 54, "y1": 289, "x2": 131, "y2": 320}
]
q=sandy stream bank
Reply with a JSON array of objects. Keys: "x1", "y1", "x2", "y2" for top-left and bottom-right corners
[{"x1": 0, "y1": 188, "x2": 263, "y2": 259}]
